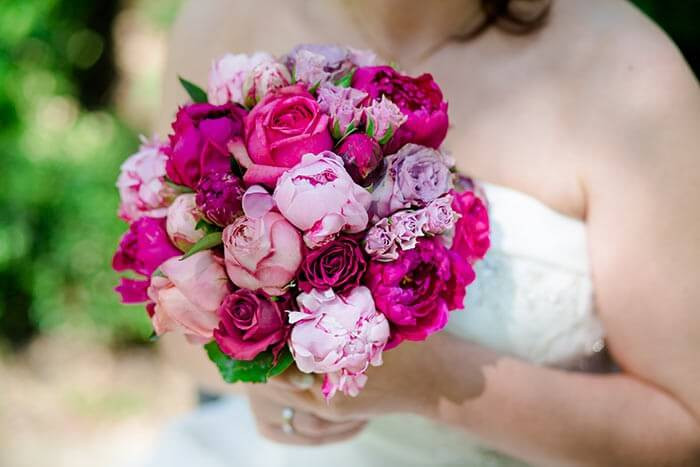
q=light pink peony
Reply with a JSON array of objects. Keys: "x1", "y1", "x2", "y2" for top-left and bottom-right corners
[
  {"x1": 117, "y1": 136, "x2": 175, "y2": 222},
  {"x1": 288, "y1": 287, "x2": 390, "y2": 399},
  {"x1": 147, "y1": 251, "x2": 230, "y2": 344},
  {"x1": 242, "y1": 61, "x2": 292, "y2": 108},
  {"x1": 207, "y1": 52, "x2": 273, "y2": 106},
  {"x1": 273, "y1": 152, "x2": 371, "y2": 248},
  {"x1": 222, "y1": 211, "x2": 303, "y2": 295},
  {"x1": 166, "y1": 194, "x2": 204, "y2": 252}
]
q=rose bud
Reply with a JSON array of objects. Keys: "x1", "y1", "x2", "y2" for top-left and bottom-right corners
[
  {"x1": 208, "y1": 52, "x2": 273, "y2": 106},
  {"x1": 195, "y1": 172, "x2": 245, "y2": 227},
  {"x1": 166, "y1": 194, "x2": 205, "y2": 252},
  {"x1": 242, "y1": 61, "x2": 292, "y2": 108},
  {"x1": 335, "y1": 133, "x2": 383, "y2": 186}
]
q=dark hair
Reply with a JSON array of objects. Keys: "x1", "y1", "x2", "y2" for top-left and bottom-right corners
[{"x1": 461, "y1": 0, "x2": 551, "y2": 38}]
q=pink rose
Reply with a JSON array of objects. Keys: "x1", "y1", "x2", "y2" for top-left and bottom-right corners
[
  {"x1": 207, "y1": 52, "x2": 274, "y2": 106},
  {"x1": 166, "y1": 194, "x2": 204, "y2": 251},
  {"x1": 147, "y1": 251, "x2": 230, "y2": 344},
  {"x1": 117, "y1": 136, "x2": 175, "y2": 222},
  {"x1": 222, "y1": 211, "x2": 303, "y2": 295},
  {"x1": 288, "y1": 287, "x2": 390, "y2": 399},
  {"x1": 235, "y1": 85, "x2": 333, "y2": 187},
  {"x1": 451, "y1": 189, "x2": 490, "y2": 262},
  {"x1": 242, "y1": 61, "x2": 292, "y2": 108},
  {"x1": 273, "y1": 152, "x2": 371, "y2": 248}
]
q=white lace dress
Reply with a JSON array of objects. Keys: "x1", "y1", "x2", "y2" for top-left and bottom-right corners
[{"x1": 143, "y1": 183, "x2": 611, "y2": 467}]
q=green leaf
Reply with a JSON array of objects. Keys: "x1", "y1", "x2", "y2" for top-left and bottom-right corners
[
  {"x1": 179, "y1": 232, "x2": 222, "y2": 260},
  {"x1": 334, "y1": 69, "x2": 356, "y2": 88},
  {"x1": 378, "y1": 125, "x2": 395, "y2": 145},
  {"x1": 332, "y1": 119, "x2": 342, "y2": 140},
  {"x1": 308, "y1": 81, "x2": 321, "y2": 95},
  {"x1": 205, "y1": 341, "x2": 294, "y2": 384},
  {"x1": 365, "y1": 117, "x2": 376, "y2": 138},
  {"x1": 195, "y1": 219, "x2": 221, "y2": 235},
  {"x1": 178, "y1": 76, "x2": 208, "y2": 103}
]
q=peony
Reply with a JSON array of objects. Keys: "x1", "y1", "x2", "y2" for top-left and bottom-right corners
[
  {"x1": 214, "y1": 290, "x2": 290, "y2": 361},
  {"x1": 165, "y1": 102, "x2": 247, "y2": 189},
  {"x1": 366, "y1": 237, "x2": 475, "y2": 348},
  {"x1": 147, "y1": 251, "x2": 230, "y2": 344},
  {"x1": 273, "y1": 152, "x2": 371, "y2": 248},
  {"x1": 297, "y1": 235, "x2": 367, "y2": 295},
  {"x1": 242, "y1": 61, "x2": 292, "y2": 108},
  {"x1": 234, "y1": 85, "x2": 333, "y2": 187},
  {"x1": 352, "y1": 66, "x2": 448, "y2": 153},
  {"x1": 195, "y1": 172, "x2": 245, "y2": 227},
  {"x1": 371, "y1": 144, "x2": 452, "y2": 218},
  {"x1": 451, "y1": 189, "x2": 490, "y2": 262},
  {"x1": 116, "y1": 136, "x2": 175, "y2": 222},
  {"x1": 166, "y1": 194, "x2": 204, "y2": 252},
  {"x1": 288, "y1": 287, "x2": 389, "y2": 399},
  {"x1": 363, "y1": 217, "x2": 399, "y2": 262},
  {"x1": 207, "y1": 52, "x2": 274, "y2": 106},
  {"x1": 335, "y1": 133, "x2": 383, "y2": 186},
  {"x1": 222, "y1": 211, "x2": 303, "y2": 295}
]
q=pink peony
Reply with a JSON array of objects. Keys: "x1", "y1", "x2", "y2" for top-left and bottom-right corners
[
  {"x1": 222, "y1": 211, "x2": 303, "y2": 295},
  {"x1": 288, "y1": 287, "x2": 390, "y2": 399},
  {"x1": 366, "y1": 237, "x2": 475, "y2": 349},
  {"x1": 166, "y1": 102, "x2": 247, "y2": 189},
  {"x1": 352, "y1": 66, "x2": 448, "y2": 153},
  {"x1": 234, "y1": 85, "x2": 333, "y2": 187},
  {"x1": 207, "y1": 52, "x2": 274, "y2": 106},
  {"x1": 451, "y1": 189, "x2": 490, "y2": 263},
  {"x1": 166, "y1": 194, "x2": 204, "y2": 252},
  {"x1": 117, "y1": 136, "x2": 175, "y2": 222},
  {"x1": 242, "y1": 61, "x2": 292, "y2": 108},
  {"x1": 147, "y1": 251, "x2": 230, "y2": 344},
  {"x1": 273, "y1": 152, "x2": 371, "y2": 248},
  {"x1": 214, "y1": 290, "x2": 291, "y2": 361}
]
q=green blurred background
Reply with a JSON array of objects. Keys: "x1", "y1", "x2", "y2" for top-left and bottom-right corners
[{"x1": 0, "y1": 0, "x2": 697, "y2": 351}]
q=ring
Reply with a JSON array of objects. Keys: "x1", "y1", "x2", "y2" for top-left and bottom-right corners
[{"x1": 281, "y1": 406, "x2": 295, "y2": 434}]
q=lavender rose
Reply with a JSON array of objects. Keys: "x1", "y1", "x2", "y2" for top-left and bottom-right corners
[
  {"x1": 363, "y1": 217, "x2": 399, "y2": 261},
  {"x1": 297, "y1": 235, "x2": 368, "y2": 295},
  {"x1": 195, "y1": 172, "x2": 245, "y2": 227}
]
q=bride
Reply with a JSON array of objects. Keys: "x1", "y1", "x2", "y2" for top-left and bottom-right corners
[{"x1": 148, "y1": 0, "x2": 700, "y2": 465}]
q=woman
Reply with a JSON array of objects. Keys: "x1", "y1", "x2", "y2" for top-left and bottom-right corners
[{"x1": 150, "y1": 0, "x2": 700, "y2": 465}]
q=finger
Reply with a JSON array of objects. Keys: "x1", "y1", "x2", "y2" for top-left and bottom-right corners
[
  {"x1": 290, "y1": 411, "x2": 368, "y2": 438},
  {"x1": 268, "y1": 366, "x2": 316, "y2": 391},
  {"x1": 256, "y1": 419, "x2": 366, "y2": 446}
]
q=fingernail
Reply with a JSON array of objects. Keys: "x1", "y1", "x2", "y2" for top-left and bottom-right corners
[{"x1": 289, "y1": 372, "x2": 314, "y2": 389}]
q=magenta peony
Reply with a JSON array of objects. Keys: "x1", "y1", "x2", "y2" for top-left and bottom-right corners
[
  {"x1": 451, "y1": 189, "x2": 490, "y2": 263},
  {"x1": 207, "y1": 52, "x2": 274, "y2": 106},
  {"x1": 148, "y1": 251, "x2": 230, "y2": 344},
  {"x1": 235, "y1": 84, "x2": 333, "y2": 187},
  {"x1": 195, "y1": 172, "x2": 245, "y2": 227},
  {"x1": 288, "y1": 287, "x2": 389, "y2": 399},
  {"x1": 222, "y1": 211, "x2": 303, "y2": 295},
  {"x1": 297, "y1": 235, "x2": 367, "y2": 295},
  {"x1": 335, "y1": 133, "x2": 383, "y2": 186},
  {"x1": 273, "y1": 152, "x2": 371, "y2": 248},
  {"x1": 214, "y1": 289, "x2": 290, "y2": 361},
  {"x1": 352, "y1": 66, "x2": 448, "y2": 153},
  {"x1": 165, "y1": 102, "x2": 247, "y2": 189},
  {"x1": 166, "y1": 194, "x2": 204, "y2": 252},
  {"x1": 366, "y1": 236, "x2": 475, "y2": 348}
]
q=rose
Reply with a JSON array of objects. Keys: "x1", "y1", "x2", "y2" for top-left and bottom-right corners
[
  {"x1": 366, "y1": 237, "x2": 475, "y2": 348},
  {"x1": 116, "y1": 136, "x2": 175, "y2": 222},
  {"x1": 371, "y1": 144, "x2": 452, "y2": 218},
  {"x1": 195, "y1": 172, "x2": 245, "y2": 227},
  {"x1": 288, "y1": 287, "x2": 390, "y2": 399},
  {"x1": 166, "y1": 194, "x2": 204, "y2": 251},
  {"x1": 147, "y1": 251, "x2": 230, "y2": 344},
  {"x1": 316, "y1": 84, "x2": 367, "y2": 138},
  {"x1": 335, "y1": 133, "x2": 383, "y2": 186},
  {"x1": 273, "y1": 152, "x2": 371, "y2": 248},
  {"x1": 363, "y1": 217, "x2": 399, "y2": 261},
  {"x1": 235, "y1": 85, "x2": 333, "y2": 187},
  {"x1": 451, "y1": 189, "x2": 490, "y2": 262},
  {"x1": 165, "y1": 102, "x2": 247, "y2": 189},
  {"x1": 242, "y1": 61, "x2": 292, "y2": 108},
  {"x1": 285, "y1": 44, "x2": 374, "y2": 86},
  {"x1": 363, "y1": 96, "x2": 407, "y2": 143},
  {"x1": 207, "y1": 52, "x2": 274, "y2": 106},
  {"x1": 352, "y1": 66, "x2": 448, "y2": 153},
  {"x1": 213, "y1": 290, "x2": 290, "y2": 361},
  {"x1": 390, "y1": 209, "x2": 427, "y2": 251},
  {"x1": 423, "y1": 194, "x2": 458, "y2": 235},
  {"x1": 222, "y1": 211, "x2": 303, "y2": 295},
  {"x1": 297, "y1": 235, "x2": 367, "y2": 295}
]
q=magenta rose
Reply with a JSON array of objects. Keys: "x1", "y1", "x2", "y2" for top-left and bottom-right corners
[
  {"x1": 451, "y1": 189, "x2": 490, "y2": 262},
  {"x1": 165, "y1": 102, "x2": 247, "y2": 189},
  {"x1": 352, "y1": 66, "x2": 448, "y2": 153},
  {"x1": 366, "y1": 236, "x2": 475, "y2": 349},
  {"x1": 113, "y1": 217, "x2": 180, "y2": 304},
  {"x1": 214, "y1": 289, "x2": 290, "y2": 361},
  {"x1": 297, "y1": 235, "x2": 367, "y2": 295},
  {"x1": 235, "y1": 84, "x2": 333, "y2": 187}
]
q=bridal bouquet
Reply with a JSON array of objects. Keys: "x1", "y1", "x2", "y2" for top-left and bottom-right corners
[{"x1": 112, "y1": 44, "x2": 490, "y2": 399}]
